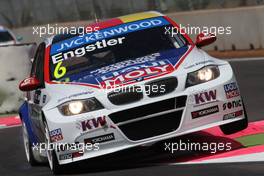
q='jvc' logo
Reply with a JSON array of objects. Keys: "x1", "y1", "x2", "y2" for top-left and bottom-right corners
[
  {"x1": 81, "y1": 116, "x2": 107, "y2": 132},
  {"x1": 195, "y1": 90, "x2": 217, "y2": 105}
]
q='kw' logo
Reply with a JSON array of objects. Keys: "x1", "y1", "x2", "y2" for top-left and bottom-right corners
[
  {"x1": 81, "y1": 116, "x2": 107, "y2": 132},
  {"x1": 195, "y1": 90, "x2": 217, "y2": 105}
]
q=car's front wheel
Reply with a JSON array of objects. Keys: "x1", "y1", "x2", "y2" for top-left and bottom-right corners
[
  {"x1": 22, "y1": 121, "x2": 46, "y2": 165},
  {"x1": 44, "y1": 122, "x2": 63, "y2": 175}
]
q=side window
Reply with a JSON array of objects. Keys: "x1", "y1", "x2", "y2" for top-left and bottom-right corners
[
  {"x1": 30, "y1": 42, "x2": 46, "y2": 87},
  {"x1": 30, "y1": 52, "x2": 38, "y2": 77}
]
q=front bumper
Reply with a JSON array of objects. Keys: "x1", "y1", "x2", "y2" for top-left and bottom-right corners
[{"x1": 44, "y1": 63, "x2": 246, "y2": 165}]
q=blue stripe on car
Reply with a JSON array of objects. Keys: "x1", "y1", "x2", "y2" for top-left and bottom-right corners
[{"x1": 19, "y1": 102, "x2": 38, "y2": 144}]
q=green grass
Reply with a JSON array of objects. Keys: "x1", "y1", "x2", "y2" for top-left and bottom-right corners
[
  {"x1": 0, "y1": 113, "x2": 18, "y2": 118},
  {"x1": 236, "y1": 133, "x2": 264, "y2": 147}
]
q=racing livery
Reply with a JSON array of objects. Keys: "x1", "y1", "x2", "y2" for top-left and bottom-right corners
[{"x1": 18, "y1": 11, "x2": 248, "y2": 174}]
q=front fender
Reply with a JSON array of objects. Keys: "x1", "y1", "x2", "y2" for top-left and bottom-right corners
[{"x1": 19, "y1": 102, "x2": 38, "y2": 144}]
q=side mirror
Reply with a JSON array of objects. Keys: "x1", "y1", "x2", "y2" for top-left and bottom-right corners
[
  {"x1": 16, "y1": 36, "x2": 23, "y2": 42},
  {"x1": 19, "y1": 77, "x2": 40, "y2": 91},
  {"x1": 195, "y1": 33, "x2": 216, "y2": 47}
]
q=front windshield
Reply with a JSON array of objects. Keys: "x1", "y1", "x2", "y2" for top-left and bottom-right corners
[
  {"x1": 49, "y1": 18, "x2": 189, "y2": 82},
  {"x1": 0, "y1": 31, "x2": 14, "y2": 42}
]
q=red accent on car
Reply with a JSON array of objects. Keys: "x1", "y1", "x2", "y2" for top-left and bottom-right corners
[
  {"x1": 19, "y1": 77, "x2": 41, "y2": 91},
  {"x1": 195, "y1": 33, "x2": 216, "y2": 47},
  {"x1": 85, "y1": 18, "x2": 123, "y2": 31}
]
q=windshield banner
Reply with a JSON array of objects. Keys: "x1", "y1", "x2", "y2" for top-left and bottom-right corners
[{"x1": 50, "y1": 17, "x2": 169, "y2": 55}]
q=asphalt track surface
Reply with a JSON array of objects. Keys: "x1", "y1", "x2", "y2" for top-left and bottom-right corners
[{"x1": 1, "y1": 59, "x2": 264, "y2": 176}]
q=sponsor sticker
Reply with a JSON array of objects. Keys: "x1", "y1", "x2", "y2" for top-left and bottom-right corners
[
  {"x1": 84, "y1": 133, "x2": 115, "y2": 144},
  {"x1": 50, "y1": 128, "x2": 63, "y2": 142},
  {"x1": 33, "y1": 90, "x2": 41, "y2": 104},
  {"x1": 90, "y1": 53, "x2": 161, "y2": 75},
  {"x1": 194, "y1": 90, "x2": 217, "y2": 106},
  {"x1": 77, "y1": 116, "x2": 107, "y2": 132},
  {"x1": 191, "y1": 105, "x2": 219, "y2": 119},
  {"x1": 223, "y1": 110, "x2": 243, "y2": 120},
  {"x1": 59, "y1": 153, "x2": 72, "y2": 160},
  {"x1": 224, "y1": 82, "x2": 240, "y2": 99},
  {"x1": 51, "y1": 37, "x2": 126, "y2": 64},
  {"x1": 59, "y1": 151, "x2": 84, "y2": 160},
  {"x1": 97, "y1": 60, "x2": 174, "y2": 88},
  {"x1": 50, "y1": 17, "x2": 169, "y2": 55},
  {"x1": 223, "y1": 99, "x2": 242, "y2": 110},
  {"x1": 57, "y1": 91, "x2": 94, "y2": 103},
  {"x1": 42, "y1": 94, "x2": 47, "y2": 104},
  {"x1": 184, "y1": 60, "x2": 215, "y2": 69}
]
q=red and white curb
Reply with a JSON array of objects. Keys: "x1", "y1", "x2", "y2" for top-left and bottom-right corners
[
  {"x1": 0, "y1": 115, "x2": 21, "y2": 129},
  {"x1": 175, "y1": 151, "x2": 264, "y2": 164},
  {"x1": 171, "y1": 120, "x2": 264, "y2": 164},
  {"x1": 172, "y1": 145, "x2": 264, "y2": 165}
]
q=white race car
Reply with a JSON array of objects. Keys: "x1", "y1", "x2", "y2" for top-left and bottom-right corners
[
  {"x1": 0, "y1": 26, "x2": 20, "y2": 46},
  {"x1": 19, "y1": 11, "x2": 248, "y2": 174}
]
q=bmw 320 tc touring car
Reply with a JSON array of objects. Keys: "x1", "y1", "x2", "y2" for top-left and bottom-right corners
[{"x1": 18, "y1": 11, "x2": 248, "y2": 174}]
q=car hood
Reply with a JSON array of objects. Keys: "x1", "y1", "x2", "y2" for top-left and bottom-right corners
[{"x1": 67, "y1": 46, "x2": 189, "y2": 88}]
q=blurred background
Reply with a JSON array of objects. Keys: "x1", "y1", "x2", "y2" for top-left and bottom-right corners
[
  {"x1": 0, "y1": 0, "x2": 264, "y2": 27},
  {"x1": 0, "y1": 0, "x2": 263, "y2": 51}
]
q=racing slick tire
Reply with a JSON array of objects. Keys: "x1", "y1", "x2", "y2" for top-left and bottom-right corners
[
  {"x1": 44, "y1": 121, "x2": 63, "y2": 175},
  {"x1": 22, "y1": 121, "x2": 46, "y2": 166},
  {"x1": 220, "y1": 102, "x2": 248, "y2": 135}
]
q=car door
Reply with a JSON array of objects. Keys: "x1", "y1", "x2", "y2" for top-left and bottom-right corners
[{"x1": 27, "y1": 42, "x2": 46, "y2": 142}]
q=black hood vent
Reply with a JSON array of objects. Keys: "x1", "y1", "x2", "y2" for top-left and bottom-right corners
[
  {"x1": 145, "y1": 77, "x2": 178, "y2": 97},
  {"x1": 108, "y1": 86, "x2": 143, "y2": 105}
]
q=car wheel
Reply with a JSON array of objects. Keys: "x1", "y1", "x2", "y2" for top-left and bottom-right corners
[
  {"x1": 220, "y1": 102, "x2": 248, "y2": 135},
  {"x1": 44, "y1": 122, "x2": 63, "y2": 174},
  {"x1": 22, "y1": 121, "x2": 42, "y2": 166},
  {"x1": 22, "y1": 121, "x2": 37, "y2": 166}
]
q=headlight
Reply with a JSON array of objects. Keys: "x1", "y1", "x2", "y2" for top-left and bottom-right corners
[
  {"x1": 186, "y1": 65, "x2": 220, "y2": 87},
  {"x1": 59, "y1": 98, "x2": 103, "y2": 116},
  {"x1": 68, "y1": 101, "x2": 84, "y2": 115}
]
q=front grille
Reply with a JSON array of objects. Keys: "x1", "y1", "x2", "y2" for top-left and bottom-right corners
[
  {"x1": 119, "y1": 110, "x2": 183, "y2": 141},
  {"x1": 109, "y1": 97, "x2": 176, "y2": 124},
  {"x1": 108, "y1": 86, "x2": 143, "y2": 105},
  {"x1": 145, "y1": 77, "x2": 178, "y2": 97},
  {"x1": 176, "y1": 95, "x2": 187, "y2": 109},
  {"x1": 108, "y1": 96, "x2": 187, "y2": 141}
]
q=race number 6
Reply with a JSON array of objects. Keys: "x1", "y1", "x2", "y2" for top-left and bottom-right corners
[{"x1": 54, "y1": 61, "x2": 66, "y2": 79}]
